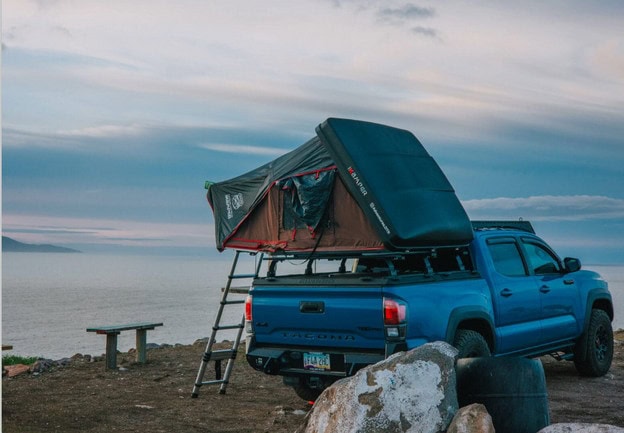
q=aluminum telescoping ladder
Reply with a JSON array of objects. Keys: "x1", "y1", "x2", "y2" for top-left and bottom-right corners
[{"x1": 191, "y1": 250, "x2": 263, "y2": 397}]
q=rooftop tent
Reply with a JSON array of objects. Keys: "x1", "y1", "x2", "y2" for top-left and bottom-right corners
[
  {"x1": 316, "y1": 118, "x2": 474, "y2": 249},
  {"x1": 206, "y1": 118, "x2": 473, "y2": 253}
]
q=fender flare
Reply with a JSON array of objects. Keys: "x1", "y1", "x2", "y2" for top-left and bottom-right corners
[
  {"x1": 580, "y1": 288, "x2": 613, "y2": 334},
  {"x1": 445, "y1": 306, "x2": 496, "y2": 352},
  {"x1": 575, "y1": 288, "x2": 613, "y2": 363}
]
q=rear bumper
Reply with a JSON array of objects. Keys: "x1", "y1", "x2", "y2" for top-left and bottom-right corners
[{"x1": 246, "y1": 340, "x2": 406, "y2": 378}]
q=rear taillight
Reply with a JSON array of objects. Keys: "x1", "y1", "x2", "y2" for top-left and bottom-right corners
[
  {"x1": 383, "y1": 298, "x2": 406, "y2": 325},
  {"x1": 245, "y1": 295, "x2": 254, "y2": 334},
  {"x1": 245, "y1": 295, "x2": 253, "y2": 321},
  {"x1": 384, "y1": 298, "x2": 407, "y2": 340}
]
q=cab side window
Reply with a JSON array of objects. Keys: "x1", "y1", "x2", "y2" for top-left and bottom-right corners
[
  {"x1": 487, "y1": 240, "x2": 527, "y2": 277},
  {"x1": 523, "y1": 241, "x2": 561, "y2": 275}
]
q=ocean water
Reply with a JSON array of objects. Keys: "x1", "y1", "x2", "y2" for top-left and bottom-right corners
[
  {"x1": 2, "y1": 253, "x2": 623, "y2": 360},
  {"x1": 1, "y1": 252, "x2": 249, "y2": 359}
]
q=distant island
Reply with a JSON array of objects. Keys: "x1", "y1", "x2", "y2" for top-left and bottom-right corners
[{"x1": 2, "y1": 236, "x2": 81, "y2": 253}]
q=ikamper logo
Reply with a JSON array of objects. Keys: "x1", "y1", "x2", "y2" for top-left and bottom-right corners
[
  {"x1": 224, "y1": 193, "x2": 243, "y2": 219},
  {"x1": 347, "y1": 166, "x2": 368, "y2": 197}
]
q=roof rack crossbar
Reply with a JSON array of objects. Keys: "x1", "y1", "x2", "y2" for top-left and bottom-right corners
[
  {"x1": 471, "y1": 220, "x2": 535, "y2": 234},
  {"x1": 261, "y1": 245, "x2": 470, "y2": 262}
]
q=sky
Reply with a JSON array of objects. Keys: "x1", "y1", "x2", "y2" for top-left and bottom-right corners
[{"x1": 2, "y1": 0, "x2": 624, "y2": 262}]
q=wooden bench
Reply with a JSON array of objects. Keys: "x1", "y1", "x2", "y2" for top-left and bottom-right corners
[{"x1": 87, "y1": 322, "x2": 163, "y2": 370}]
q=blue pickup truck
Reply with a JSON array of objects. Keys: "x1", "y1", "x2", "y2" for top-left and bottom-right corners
[{"x1": 244, "y1": 222, "x2": 614, "y2": 400}]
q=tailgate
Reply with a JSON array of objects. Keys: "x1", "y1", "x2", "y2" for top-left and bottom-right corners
[{"x1": 250, "y1": 284, "x2": 385, "y2": 350}]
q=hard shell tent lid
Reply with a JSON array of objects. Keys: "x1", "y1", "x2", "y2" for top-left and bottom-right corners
[
  {"x1": 206, "y1": 118, "x2": 473, "y2": 252},
  {"x1": 316, "y1": 118, "x2": 473, "y2": 249}
]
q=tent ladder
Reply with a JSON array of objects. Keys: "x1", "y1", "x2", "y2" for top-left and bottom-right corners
[{"x1": 191, "y1": 250, "x2": 263, "y2": 397}]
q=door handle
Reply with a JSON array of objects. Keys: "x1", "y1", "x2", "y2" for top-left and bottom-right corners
[
  {"x1": 299, "y1": 301, "x2": 325, "y2": 314},
  {"x1": 500, "y1": 288, "x2": 513, "y2": 297},
  {"x1": 539, "y1": 285, "x2": 551, "y2": 293},
  {"x1": 564, "y1": 279, "x2": 575, "y2": 285}
]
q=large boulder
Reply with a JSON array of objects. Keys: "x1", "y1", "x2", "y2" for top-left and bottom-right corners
[
  {"x1": 301, "y1": 342, "x2": 458, "y2": 433},
  {"x1": 539, "y1": 425, "x2": 624, "y2": 433},
  {"x1": 446, "y1": 404, "x2": 495, "y2": 433}
]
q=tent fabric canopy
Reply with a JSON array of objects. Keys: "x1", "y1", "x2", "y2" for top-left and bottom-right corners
[
  {"x1": 206, "y1": 118, "x2": 473, "y2": 253},
  {"x1": 281, "y1": 169, "x2": 336, "y2": 232},
  {"x1": 206, "y1": 136, "x2": 334, "y2": 250}
]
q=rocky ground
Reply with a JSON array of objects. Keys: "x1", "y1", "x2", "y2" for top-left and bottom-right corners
[{"x1": 2, "y1": 331, "x2": 623, "y2": 433}]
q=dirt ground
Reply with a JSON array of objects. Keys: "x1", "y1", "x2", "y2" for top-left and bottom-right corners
[{"x1": 3, "y1": 331, "x2": 624, "y2": 433}]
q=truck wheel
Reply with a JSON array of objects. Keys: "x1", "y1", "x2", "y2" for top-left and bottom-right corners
[
  {"x1": 574, "y1": 309, "x2": 613, "y2": 377},
  {"x1": 293, "y1": 383, "x2": 323, "y2": 402},
  {"x1": 453, "y1": 329, "x2": 491, "y2": 358}
]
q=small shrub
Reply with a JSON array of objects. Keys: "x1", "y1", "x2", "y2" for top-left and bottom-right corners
[{"x1": 2, "y1": 355, "x2": 39, "y2": 366}]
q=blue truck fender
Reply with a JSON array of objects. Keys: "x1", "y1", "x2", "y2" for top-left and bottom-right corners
[
  {"x1": 574, "y1": 288, "x2": 613, "y2": 363},
  {"x1": 582, "y1": 288, "x2": 614, "y2": 326},
  {"x1": 445, "y1": 306, "x2": 496, "y2": 353}
]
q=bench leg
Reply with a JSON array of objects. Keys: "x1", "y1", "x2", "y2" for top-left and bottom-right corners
[
  {"x1": 136, "y1": 329, "x2": 148, "y2": 364},
  {"x1": 105, "y1": 333, "x2": 119, "y2": 370}
]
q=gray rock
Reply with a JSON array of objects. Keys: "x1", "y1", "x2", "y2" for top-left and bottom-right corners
[
  {"x1": 53, "y1": 358, "x2": 72, "y2": 367},
  {"x1": 302, "y1": 341, "x2": 458, "y2": 433},
  {"x1": 30, "y1": 359, "x2": 54, "y2": 373},
  {"x1": 447, "y1": 404, "x2": 495, "y2": 433}
]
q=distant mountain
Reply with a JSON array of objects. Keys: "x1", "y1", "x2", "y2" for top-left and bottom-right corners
[{"x1": 2, "y1": 236, "x2": 81, "y2": 253}]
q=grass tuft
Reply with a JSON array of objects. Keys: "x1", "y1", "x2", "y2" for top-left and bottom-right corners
[{"x1": 2, "y1": 355, "x2": 39, "y2": 366}]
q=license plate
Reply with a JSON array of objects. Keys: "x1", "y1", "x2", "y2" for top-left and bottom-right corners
[{"x1": 303, "y1": 352, "x2": 331, "y2": 371}]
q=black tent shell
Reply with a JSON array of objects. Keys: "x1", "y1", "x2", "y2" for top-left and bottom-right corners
[
  {"x1": 316, "y1": 118, "x2": 474, "y2": 249},
  {"x1": 206, "y1": 118, "x2": 473, "y2": 253}
]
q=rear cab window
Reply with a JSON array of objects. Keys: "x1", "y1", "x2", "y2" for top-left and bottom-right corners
[{"x1": 486, "y1": 237, "x2": 527, "y2": 277}]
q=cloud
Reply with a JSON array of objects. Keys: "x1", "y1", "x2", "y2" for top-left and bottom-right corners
[
  {"x1": 4, "y1": 0, "x2": 622, "y2": 151},
  {"x1": 374, "y1": 3, "x2": 438, "y2": 37},
  {"x1": 462, "y1": 195, "x2": 624, "y2": 222},
  {"x1": 327, "y1": 1, "x2": 438, "y2": 37},
  {"x1": 377, "y1": 4, "x2": 435, "y2": 20},
  {"x1": 2, "y1": 214, "x2": 214, "y2": 248},
  {"x1": 4, "y1": 122, "x2": 285, "y2": 154},
  {"x1": 411, "y1": 26, "x2": 437, "y2": 37},
  {"x1": 2, "y1": 125, "x2": 157, "y2": 154},
  {"x1": 3, "y1": 227, "x2": 104, "y2": 235},
  {"x1": 198, "y1": 143, "x2": 288, "y2": 157},
  {"x1": 59, "y1": 124, "x2": 145, "y2": 138}
]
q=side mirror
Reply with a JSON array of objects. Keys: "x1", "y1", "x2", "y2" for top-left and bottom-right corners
[{"x1": 564, "y1": 257, "x2": 581, "y2": 273}]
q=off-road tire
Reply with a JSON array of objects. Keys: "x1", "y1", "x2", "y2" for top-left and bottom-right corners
[
  {"x1": 453, "y1": 329, "x2": 491, "y2": 358},
  {"x1": 293, "y1": 383, "x2": 323, "y2": 402},
  {"x1": 574, "y1": 309, "x2": 613, "y2": 377}
]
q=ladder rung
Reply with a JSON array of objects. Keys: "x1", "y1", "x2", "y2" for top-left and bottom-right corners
[
  {"x1": 229, "y1": 274, "x2": 257, "y2": 279},
  {"x1": 222, "y1": 299, "x2": 245, "y2": 305},
  {"x1": 221, "y1": 286, "x2": 250, "y2": 294},
  {"x1": 199, "y1": 379, "x2": 227, "y2": 386},
  {"x1": 206, "y1": 349, "x2": 236, "y2": 361},
  {"x1": 214, "y1": 324, "x2": 243, "y2": 331}
]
